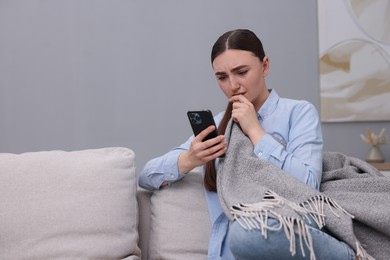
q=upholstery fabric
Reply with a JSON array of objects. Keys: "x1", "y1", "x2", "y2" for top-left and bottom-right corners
[
  {"x1": 148, "y1": 170, "x2": 210, "y2": 260},
  {"x1": 0, "y1": 147, "x2": 141, "y2": 259}
]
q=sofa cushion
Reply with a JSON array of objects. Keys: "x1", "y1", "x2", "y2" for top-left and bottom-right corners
[
  {"x1": 0, "y1": 147, "x2": 141, "y2": 259},
  {"x1": 148, "y1": 169, "x2": 211, "y2": 259}
]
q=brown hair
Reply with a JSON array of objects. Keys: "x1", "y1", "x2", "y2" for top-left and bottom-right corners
[{"x1": 204, "y1": 29, "x2": 266, "y2": 192}]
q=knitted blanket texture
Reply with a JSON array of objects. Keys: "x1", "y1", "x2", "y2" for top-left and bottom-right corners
[{"x1": 217, "y1": 121, "x2": 390, "y2": 260}]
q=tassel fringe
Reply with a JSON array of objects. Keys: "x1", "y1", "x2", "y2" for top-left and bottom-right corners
[
  {"x1": 355, "y1": 241, "x2": 375, "y2": 260},
  {"x1": 230, "y1": 190, "x2": 360, "y2": 260}
]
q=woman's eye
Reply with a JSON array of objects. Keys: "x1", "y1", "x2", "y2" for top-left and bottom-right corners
[
  {"x1": 218, "y1": 76, "x2": 227, "y2": 81},
  {"x1": 238, "y1": 70, "x2": 248, "y2": 76}
]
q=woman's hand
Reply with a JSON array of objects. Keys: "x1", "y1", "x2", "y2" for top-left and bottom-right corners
[
  {"x1": 178, "y1": 125, "x2": 227, "y2": 173},
  {"x1": 229, "y1": 95, "x2": 266, "y2": 145}
]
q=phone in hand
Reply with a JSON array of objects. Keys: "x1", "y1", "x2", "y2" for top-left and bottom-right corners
[
  {"x1": 187, "y1": 110, "x2": 218, "y2": 141},
  {"x1": 187, "y1": 110, "x2": 225, "y2": 158}
]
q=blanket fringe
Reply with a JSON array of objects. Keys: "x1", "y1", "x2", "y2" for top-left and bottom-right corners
[
  {"x1": 356, "y1": 241, "x2": 375, "y2": 260},
  {"x1": 230, "y1": 190, "x2": 356, "y2": 260},
  {"x1": 299, "y1": 193, "x2": 354, "y2": 228}
]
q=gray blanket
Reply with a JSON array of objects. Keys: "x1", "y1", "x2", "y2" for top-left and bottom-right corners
[{"x1": 217, "y1": 121, "x2": 390, "y2": 260}]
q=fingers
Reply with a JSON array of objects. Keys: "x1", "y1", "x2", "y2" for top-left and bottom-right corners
[
  {"x1": 194, "y1": 125, "x2": 217, "y2": 142},
  {"x1": 229, "y1": 94, "x2": 251, "y2": 105},
  {"x1": 190, "y1": 133, "x2": 227, "y2": 164},
  {"x1": 187, "y1": 123, "x2": 228, "y2": 167},
  {"x1": 202, "y1": 136, "x2": 226, "y2": 154},
  {"x1": 198, "y1": 139, "x2": 227, "y2": 161},
  {"x1": 230, "y1": 96, "x2": 253, "y2": 121},
  {"x1": 229, "y1": 95, "x2": 253, "y2": 114}
]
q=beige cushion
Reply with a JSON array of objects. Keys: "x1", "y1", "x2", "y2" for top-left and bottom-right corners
[
  {"x1": 148, "y1": 170, "x2": 211, "y2": 259},
  {"x1": 0, "y1": 147, "x2": 141, "y2": 259}
]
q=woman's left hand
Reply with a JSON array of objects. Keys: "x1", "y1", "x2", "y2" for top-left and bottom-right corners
[{"x1": 229, "y1": 95, "x2": 266, "y2": 145}]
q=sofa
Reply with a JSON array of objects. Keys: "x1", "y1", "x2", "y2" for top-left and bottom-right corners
[{"x1": 0, "y1": 147, "x2": 211, "y2": 260}]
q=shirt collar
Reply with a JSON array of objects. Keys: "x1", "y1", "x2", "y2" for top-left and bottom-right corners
[{"x1": 257, "y1": 89, "x2": 279, "y2": 120}]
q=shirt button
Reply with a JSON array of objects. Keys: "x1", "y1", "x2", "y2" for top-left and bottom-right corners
[
  {"x1": 258, "y1": 152, "x2": 263, "y2": 157},
  {"x1": 170, "y1": 174, "x2": 175, "y2": 179}
]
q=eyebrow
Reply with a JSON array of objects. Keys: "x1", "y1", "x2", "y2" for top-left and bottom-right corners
[{"x1": 215, "y1": 65, "x2": 248, "y2": 76}]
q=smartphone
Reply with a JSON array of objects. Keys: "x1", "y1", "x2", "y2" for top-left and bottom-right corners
[
  {"x1": 187, "y1": 110, "x2": 218, "y2": 141},
  {"x1": 187, "y1": 110, "x2": 225, "y2": 158}
]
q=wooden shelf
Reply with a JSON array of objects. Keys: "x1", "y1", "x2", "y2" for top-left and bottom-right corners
[{"x1": 369, "y1": 162, "x2": 390, "y2": 171}]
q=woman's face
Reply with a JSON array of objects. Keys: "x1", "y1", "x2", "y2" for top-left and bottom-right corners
[{"x1": 212, "y1": 49, "x2": 269, "y2": 111}]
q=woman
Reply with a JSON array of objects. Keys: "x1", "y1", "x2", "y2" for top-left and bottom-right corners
[{"x1": 139, "y1": 29, "x2": 356, "y2": 259}]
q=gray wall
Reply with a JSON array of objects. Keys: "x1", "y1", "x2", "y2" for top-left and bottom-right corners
[{"x1": 1, "y1": 0, "x2": 389, "y2": 173}]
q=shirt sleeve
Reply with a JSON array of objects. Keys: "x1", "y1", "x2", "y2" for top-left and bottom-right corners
[
  {"x1": 138, "y1": 137, "x2": 192, "y2": 190},
  {"x1": 253, "y1": 102, "x2": 323, "y2": 190},
  {"x1": 138, "y1": 111, "x2": 226, "y2": 191}
]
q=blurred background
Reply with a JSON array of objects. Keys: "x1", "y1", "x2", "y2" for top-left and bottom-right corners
[{"x1": 1, "y1": 0, "x2": 389, "y2": 174}]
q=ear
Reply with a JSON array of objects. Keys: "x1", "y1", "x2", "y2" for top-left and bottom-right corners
[{"x1": 262, "y1": 56, "x2": 270, "y2": 77}]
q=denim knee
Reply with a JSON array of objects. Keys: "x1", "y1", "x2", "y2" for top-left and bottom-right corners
[
  {"x1": 227, "y1": 219, "x2": 291, "y2": 259},
  {"x1": 227, "y1": 218, "x2": 356, "y2": 260}
]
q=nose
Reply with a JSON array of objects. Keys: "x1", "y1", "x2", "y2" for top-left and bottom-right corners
[{"x1": 229, "y1": 78, "x2": 240, "y2": 92}]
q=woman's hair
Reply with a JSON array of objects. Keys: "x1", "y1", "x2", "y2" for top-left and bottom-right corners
[{"x1": 204, "y1": 29, "x2": 266, "y2": 192}]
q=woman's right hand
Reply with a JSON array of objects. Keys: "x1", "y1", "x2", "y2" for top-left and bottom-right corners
[{"x1": 178, "y1": 125, "x2": 227, "y2": 173}]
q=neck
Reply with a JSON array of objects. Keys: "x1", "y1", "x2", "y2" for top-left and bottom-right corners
[{"x1": 254, "y1": 89, "x2": 270, "y2": 112}]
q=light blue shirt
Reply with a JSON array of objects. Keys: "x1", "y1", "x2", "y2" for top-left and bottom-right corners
[{"x1": 138, "y1": 89, "x2": 323, "y2": 260}]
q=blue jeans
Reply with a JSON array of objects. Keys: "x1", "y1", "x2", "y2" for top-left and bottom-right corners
[{"x1": 227, "y1": 218, "x2": 355, "y2": 260}]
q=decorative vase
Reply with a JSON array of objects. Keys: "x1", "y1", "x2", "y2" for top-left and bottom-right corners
[{"x1": 366, "y1": 145, "x2": 385, "y2": 163}]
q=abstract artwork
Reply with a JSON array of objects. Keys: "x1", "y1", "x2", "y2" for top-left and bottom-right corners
[{"x1": 318, "y1": 0, "x2": 390, "y2": 122}]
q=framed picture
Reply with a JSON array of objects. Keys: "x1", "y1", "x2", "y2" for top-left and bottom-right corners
[{"x1": 318, "y1": 0, "x2": 390, "y2": 122}]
